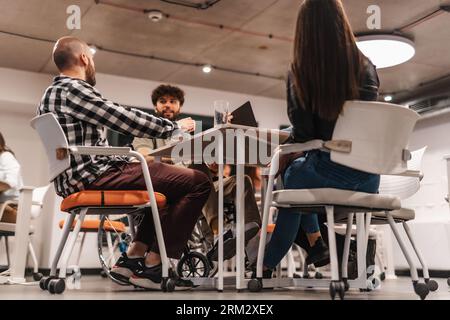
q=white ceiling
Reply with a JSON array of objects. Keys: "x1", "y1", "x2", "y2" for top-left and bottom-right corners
[{"x1": 1, "y1": 0, "x2": 450, "y2": 100}]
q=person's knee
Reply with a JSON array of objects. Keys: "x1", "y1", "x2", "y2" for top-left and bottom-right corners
[{"x1": 193, "y1": 170, "x2": 212, "y2": 196}]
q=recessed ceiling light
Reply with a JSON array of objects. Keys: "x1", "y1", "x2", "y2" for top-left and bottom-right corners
[
  {"x1": 384, "y1": 95, "x2": 393, "y2": 102},
  {"x1": 202, "y1": 64, "x2": 212, "y2": 73},
  {"x1": 356, "y1": 35, "x2": 415, "y2": 69}
]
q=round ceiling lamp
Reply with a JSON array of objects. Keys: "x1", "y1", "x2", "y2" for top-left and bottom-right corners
[{"x1": 356, "y1": 34, "x2": 415, "y2": 69}]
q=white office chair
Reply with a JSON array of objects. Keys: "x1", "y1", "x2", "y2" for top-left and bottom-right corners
[
  {"x1": 30, "y1": 113, "x2": 172, "y2": 294},
  {"x1": 370, "y1": 147, "x2": 438, "y2": 292},
  {"x1": 250, "y1": 101, "x2": 429, "y2": 299},
  {"x1": 335, "y1": 147, "x2": 437, "y2": 291},
  {"x1": 0, "y1": 184, "x2": 50, "y2": 281}
]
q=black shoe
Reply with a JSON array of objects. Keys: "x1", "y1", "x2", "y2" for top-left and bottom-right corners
[
  {"x1": 130, "y1": 264, "x2": 194, "y2": 291},
  {"x1": 249, "y1": 266, "x2": 273, "y2": 279},
  {"x1": 305, "y1": 237, "x2": 330, "y2": 268},
  {"x1": 207, "y1": 222, "x2": 260, "y2": 262},
  {"x1": 207, "y1": 229, "x2": 235, "y2": 262},
  {"x1": 110, "y1": 253, "x2": 145, "y2": 284}
]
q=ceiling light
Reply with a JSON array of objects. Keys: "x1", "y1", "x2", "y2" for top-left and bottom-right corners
[
  {"x1": 147, "y1": 10, "x2": 164, "y2": 22},
  {"x1": 384, "y1": 95, "x2": 393, "y2": 102},
  {"x1": 89, "y1": 45, "x2": 98, "y2": 55},
  {"x1": 202, "y1": 64, "x2": 212, "y2": 73},
  {"x1": 356, "y1": 35, "x2": 415, "y2": 69}
]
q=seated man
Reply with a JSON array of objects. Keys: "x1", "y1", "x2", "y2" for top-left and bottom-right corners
[
  {"x1": 37, "y1": 37, "x2": 212, "y2": 290},
  {"x1": 132, "y1": 84, "x2": 261, "y2": 262}
]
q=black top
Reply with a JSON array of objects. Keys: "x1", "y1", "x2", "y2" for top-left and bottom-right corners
[{"x1": 286, "y1": 59, "x2": 380, "y2": 143}]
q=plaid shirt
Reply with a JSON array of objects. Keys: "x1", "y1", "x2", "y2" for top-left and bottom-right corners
[{"x1": 37, "y1": 75, "x2": 179, "y2": 198}]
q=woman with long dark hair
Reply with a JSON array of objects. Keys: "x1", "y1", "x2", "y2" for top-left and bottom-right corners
[
  {"x1": 261, "y1": 0, "x2": 381, "y2": 276},
  {"x1": 0, "y1": 132, "x2": 24, "y2": 223}
]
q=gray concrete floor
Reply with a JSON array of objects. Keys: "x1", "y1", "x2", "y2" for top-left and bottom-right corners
[{"x1": 0, "y1": 276, "x2": 449, "y2": 300}]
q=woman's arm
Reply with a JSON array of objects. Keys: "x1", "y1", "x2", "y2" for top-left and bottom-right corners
[
  {"x1": 0, "y1": 181, "x2": 11, "y2": 192},
  {"x1": 286, "y1": 73, "x2": 315, "y2": 143}
]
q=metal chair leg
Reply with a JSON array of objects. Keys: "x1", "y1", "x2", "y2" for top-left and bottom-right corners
[
  {"x1": 325, "y1": 206, "x2": 339, "y2": 282},
  {"x1": 402, "y1": 222, "x2": 438, "y2": 292},
  {"x1": 50, "y1": 213, "x2": 76, "y2": 277},
  {"x1": 59, "y1": 209, "x2": 87, "y2": 279},
  {"x1": 386, "y1": 212, "x2": 429, "y2": 299},
  {"x1": 5, "y1": 236, "x2": 10, "y2": 268},
  {"x1": 342, "y1": 213, "x2": 354, "y2": 288}
]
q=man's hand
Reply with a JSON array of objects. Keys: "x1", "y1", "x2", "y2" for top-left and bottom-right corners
[
  {"x1": 207, "y1": 162, "x2": 219, "y2": 176},
  {"x1": 225, "y1": 113, "x2": 233, "y2": 124},
  {"x1": 176, "y1": 117, "x2": 196, "y2": 133}
]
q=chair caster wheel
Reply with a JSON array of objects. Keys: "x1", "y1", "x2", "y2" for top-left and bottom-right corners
[
  {"x1": 425, "y1": 279, "x2": 439, "y2": 292},
  {"x1": 33, "y1": 273, "x2": 43, "y2": 281},
  {"x1": 40, "y1": 276, "x2": 56, "y2": 291},
  {"x1": 161, "y1": 278, "x2": 175, "y2": 292},
  {"x1": 380, "y1": 272, "x2": 386, "y2": 281},
  {"x1": 48, "y1": 279, "x2": 65, "y2": 294},
  {"x1": 413, "y1": 282, "x2": 429, "y2": 300},
  {"x1": 447, "y1": 278, "x2": 450, "y2": 287},
  {"x1": 315, "y1": 272, "x2": 323, "y2": 279},
  {"x1": 166, "y1": 279, "x2": 176, "y2": 292},
  {"x1": 248, "y1": 279, "x2": 262, "y2": 292},
  {"x1": 342, "y1": 279, "x2": 349, "y2": 292},
  {"x1": 100, "y1": 270, "x2": 108, "y2": 278},
  {"x1": 161, "y1": 278, "x2": 167, "y2": 292},
  {"x1": 39, "y1": 277, "x2": 47, "y2": 290},
  {"x1": 329, "y1": 281, "x2": 345, "y2": 300}
]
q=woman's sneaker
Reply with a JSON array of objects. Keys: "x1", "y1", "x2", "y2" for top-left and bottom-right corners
[
  {"x1": 129, "y1": 264, "x2": 194, "y2": 291},
  {"x1": 110, "y1": 253, "x2": 145, "y2": 284}
]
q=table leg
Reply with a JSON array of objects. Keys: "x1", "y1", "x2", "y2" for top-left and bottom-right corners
[
  {"x1": 11, "y1": 187, "x2": 34, "y2": 283},
  {"x1": 218, "y1": 132, "x2": 224, "y2": 291},
  {"x1": 236, "y1": 131, "x2": 245, "y2": 290}
]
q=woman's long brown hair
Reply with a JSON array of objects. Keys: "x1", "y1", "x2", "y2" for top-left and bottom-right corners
[
  {"x1": 0, "y1": 132, "x2": 14, "y2": 156},
  {"x1": 291, "y1": 0, "x2": 364, "y2": 121}
]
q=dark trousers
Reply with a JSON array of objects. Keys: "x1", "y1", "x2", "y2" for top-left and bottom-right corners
[{"x1": 87, "y1": 161, "x2": 211, "y2": 259}]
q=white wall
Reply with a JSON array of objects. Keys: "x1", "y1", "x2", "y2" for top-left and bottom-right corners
[
  {"x1": 392, "y1": 113, "x2": 450, "y2": 271},
  {"x1": 0, "y1": 67, "x2": 288, "y2": 268}
]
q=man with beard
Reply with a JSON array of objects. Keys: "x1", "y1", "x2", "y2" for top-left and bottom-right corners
[
  {"x1": 37, "y1": 37, "x2": 212, "y2": 290},
  {"x1": 133, "y1": 85, "x2": 261, "y2": 267}
]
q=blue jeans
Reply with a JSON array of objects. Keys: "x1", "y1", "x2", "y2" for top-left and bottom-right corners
[{"x1": 264, "y1": 150, "x2": 380, "y2": 269}]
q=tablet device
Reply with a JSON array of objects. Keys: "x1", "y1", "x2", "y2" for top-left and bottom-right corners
[{"x1": 230, "y1": 101, "x2": 258, "y2": 127}]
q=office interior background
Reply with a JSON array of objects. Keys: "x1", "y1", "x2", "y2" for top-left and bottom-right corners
[{"x1": 1, "y1": 0, "x2": 450, "y2": 301}]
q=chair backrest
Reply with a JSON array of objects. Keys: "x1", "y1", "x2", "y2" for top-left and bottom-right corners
[
  {"x1": 331, "y1": 101, "x2": 420, "y2": 175},
  {"x1": 30, "y1": 184, "x2": 51, "y2": 219},
  {"x1": 378, "y1": 147, "x2": 427, "y2": 200},
  {"x1": 30, "y1": 113, "x2": 70, "y2": 182}
]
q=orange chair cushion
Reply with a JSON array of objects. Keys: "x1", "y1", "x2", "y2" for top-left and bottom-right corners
[
  {"x1": 58, "y1": 219, "x2": 126, "y2": 233},
  {"x1": 60, "y1": 190, "x2": 167, "y2": 212},
  {"x1": 266, "y1": 224, "x2": 276, "y2": 233}
]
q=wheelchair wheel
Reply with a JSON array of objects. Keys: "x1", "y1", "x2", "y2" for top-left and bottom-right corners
[
  {"x1": 97, "y1": 215, "x2": 132, "y2": 286},
  {"x1": 177, "y1": 251, "x2": 210, "y2": 278}
]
